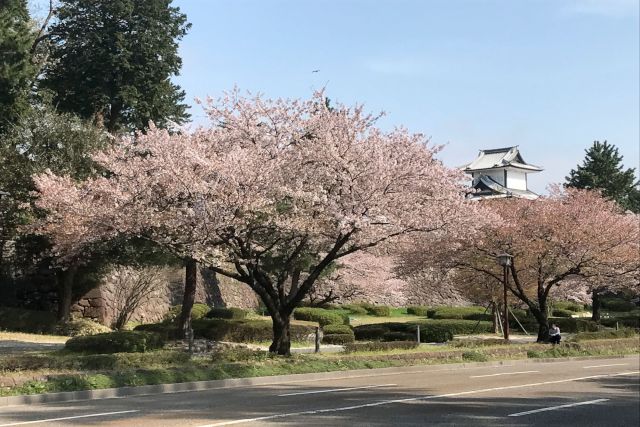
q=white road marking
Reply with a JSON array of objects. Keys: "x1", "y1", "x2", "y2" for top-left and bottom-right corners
[
  {"x1": 278, "y1": 384, "x2": 396, "y2": 397},
  {"x1": 470, "y1": 370, "x2": 539, "y2": 378},
  {"x1": 582, "y1": 363, "x2": 628, "y2": 369},
  {"x1": 196, "y1": 371, "x2": 639, "y2": 427},
  {"x1": 0, "y1": 410, "x2": 139, "y2": 426},
  {"x1": 508, "y1": 398, "x2": 610, "y2": 417}
]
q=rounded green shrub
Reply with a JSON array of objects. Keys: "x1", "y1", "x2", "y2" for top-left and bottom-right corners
[
  {"x1": 551, "y1": 309, "x2": 574, "y2": 318},
  {"x1": 191, "y1": 318, "x2": 315, "y2": 343},
  {"x1": 206, "y1": 307, "x2": 248, "y2": 320},
  {"x1": 382, "y1": 331, "x2": 415, "y2": 342},
  {"x1": 293, "y1": 307, "x2": 347, "y2": 326},
  {"x1": 65, "y1": 331, "x2": 165, "y2": 353},
  {"x1": 602, "y1": 299, "x2": 636, "y2": 312},
  {"x1": 406, "y1": 306, "x2": 429, "y2": 316},
  {"x1": 322, "y1": 324, "x2": 353, "y2": 335},
  {"x1": 164, "y1": 303, "x2": 211, "y2": 322},
  {"x1": 553, "y1": 301, "x2": 583, "y2": 312},
  {"x1": 462, "y1": 351, "x2": 488, "y2": 362},
  {"x1": 134, "y1": 323, "x2": 179, "y2": 339},
  {"x1": 342, "y1": 304, "x2": 368, "y2": 315},
  {"x1": 322, "y1": 333, "x2": 355, "y2": 344},
  {"x1": 353, "y1": 325, "x2": 390, "y2": 341},
  {"x1": 56, "y1": 319, "x2": 112, "y2": 336},
  {"x1": 368, "y1": 305, "x2": 391, "y2": 317},
  {"x1": 551, "y1": 318, "x2": 600, "y2": 333},
  {"x1": 431, "y1": 306, "x2": 490, "y2": 321}
]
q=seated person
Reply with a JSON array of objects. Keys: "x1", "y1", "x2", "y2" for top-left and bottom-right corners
[{"x1": 549, "y1": 323, "x2": 561, "y2": 344}]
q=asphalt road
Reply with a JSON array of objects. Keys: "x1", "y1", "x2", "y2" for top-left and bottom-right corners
[{"x1": 0, "y1": 356, "x2": 638, "y2": 426}]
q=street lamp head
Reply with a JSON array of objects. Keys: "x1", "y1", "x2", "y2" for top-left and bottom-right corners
[{"x1": 496, "y1": 252, "x2": 513, "y2": 267}]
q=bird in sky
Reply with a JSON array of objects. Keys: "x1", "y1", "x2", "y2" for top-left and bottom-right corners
[{"x1": 312, "y1": 69, "x2": 320, "y2": 73}]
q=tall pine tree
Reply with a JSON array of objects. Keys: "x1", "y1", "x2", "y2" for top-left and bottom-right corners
[
  {"x1": 0, "y1": 0, "x2": 36, "y2": 135},
  {"x1": 42, "y1": 0, "x2": 191, "y2": 133},
  {"x1": 566, "y1": 141, "x2": 640, "y2": 213}
]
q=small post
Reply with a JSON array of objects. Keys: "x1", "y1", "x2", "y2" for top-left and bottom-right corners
[
  {"x1": 187, "y1": 316, "x2": 194, "y2": 354},
  {"x1": 315, "y1": 326, "x2": 321, "y2": 353},
  {"x1": 616, "y1": 321, "x2": 619, "y2": 331},
  {"x1": 416, "y1": 325, "x2": 421, "y2": 343}
]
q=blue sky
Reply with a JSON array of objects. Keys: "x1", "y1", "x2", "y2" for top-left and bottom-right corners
[{"x1": 34, "y1": 0, "x2": 640, "y2": 192}]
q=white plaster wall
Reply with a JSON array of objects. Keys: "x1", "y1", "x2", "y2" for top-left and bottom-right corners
[{"x1": 507, "y1": 170, "x2": 527, "y2": 190}]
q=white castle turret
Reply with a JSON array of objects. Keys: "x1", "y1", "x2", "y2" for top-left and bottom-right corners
[{"x1": 462, "y1": 146, "x2": 542, "y2": 200}]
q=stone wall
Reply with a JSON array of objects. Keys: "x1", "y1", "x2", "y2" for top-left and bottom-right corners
[{"x1": 71, "y1": 265, "x2": 259, "y2": 327}]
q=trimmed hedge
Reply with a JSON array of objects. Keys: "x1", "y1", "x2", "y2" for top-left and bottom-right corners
[
  {"x1": 406, "y1": 306, "x2": 429, "y2": 316},
  {"x1": 191, "y1": 319, "x2": 315, "y2": 343},
  {"x1": 353, "y1": 319, "x2": 492, "y2": 343},
  {"x1": 430, "y1": 306, "x2": 491, "y2": 321},
  {"x1": 322, "y1": 324, "x2": 353, "y2": 335},
  {"x1": 600, "y1": 317, "x2": 640, "y2": 329},
  {"x1": 551, "y1": 309, "x2": 574, "y2": 318},
  {"x1": 383, "y1": 331, "x2": 415, "y2": 342},
  {"x1": 134, "y1": 323, "x2": 179, "y2": 339},
  {"x1": 65, "y1": 331, "x2": 165, "y2": 354},
  {"x1": 343, "y1": 341, "x2": 419, "y2": 353},
  {"x1": 293, "y1": 307, "x2": 348, "y2": 326},
  {"x1": 56, "y1": 319, "x2": 112, "y2": 336},
  {"x1": 164, "y1": 303, "x2": 211, "y2": 322},
  {"x1": 551, "y1": 318, "x2": 600, "y2": 333},
  {"x1": 601, "y1": 298, "x2": 636, "y2": 312},
  {"x1": 572, "y1": 329, "x2": 637, "y2": 341},
  {"x1": 368, "y1": 305, "x2": 391, "y2": 317},
  {"x1": 206, "y1": 307, "x2": 248, "y2": 320},
  {"x1": 342, "y1": 304, "x2": 368, "y2": 315},
  {"x1": 322, "y1": 333, "x2": 355, "y2": 344}
]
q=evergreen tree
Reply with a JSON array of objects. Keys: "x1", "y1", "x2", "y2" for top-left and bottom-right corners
[
  {"x1": 0, "y1": 0, "x2": 36, "y2": 135},
  {"x1": 566, "y1": 141, "x2": 640, "y2": 213},
  {"x1": 42, "y1": 0, "x2": 191, "y2": 133}
]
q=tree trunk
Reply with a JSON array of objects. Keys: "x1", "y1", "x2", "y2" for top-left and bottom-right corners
[
  {"x1": 57, "y1": 265, "x2": 77, "y2": 322},
  {"x1": 269, "y1": 312, "x2": 292, "y2": 356},
  {"x1": 178, "y1": 258, "x2": 198, "y2": 338},
  {"x1": 531, "y1": 301, "x2": 550, "y2": 343},
  {"x1": 591, "y1": 288, "x2": 601, "y2": 321}
]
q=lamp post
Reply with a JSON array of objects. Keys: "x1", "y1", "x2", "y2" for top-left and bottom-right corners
[{"x1": 496, "y1": 252, "x2": 513, "y2": 341}]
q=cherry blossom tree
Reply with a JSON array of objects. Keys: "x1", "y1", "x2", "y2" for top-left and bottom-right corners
[
  {"x1": 400, "y1": 187, "x2": 640, "y2": 342},
  {"x1": 34, "y1": 90, "x2": 485, "y2": 354}
]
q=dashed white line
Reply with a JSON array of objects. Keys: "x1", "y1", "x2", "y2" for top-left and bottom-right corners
[
  {"x1": 470, "y1": 370, "x2": 539, "y2": 378},
  {"x1": 278, "y1": 384, "x2": 396, "y2": 397},
  {"x1": 196, "y1": 371, "x2": 639, "y2": 427},
  {"x1": 582, "y1": 363, "x2": 628, "y2": 369},
  {"x1": 0, "y1": 410, "x2": 139, "y2": 426},
  {"x1": 508, "y1": 398, "x2": 610, "y2": 417}
]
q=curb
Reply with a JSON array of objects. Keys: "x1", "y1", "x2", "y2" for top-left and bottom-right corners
[{"x1": 1, "y1": 354, "x2": 636, "y2": 408}]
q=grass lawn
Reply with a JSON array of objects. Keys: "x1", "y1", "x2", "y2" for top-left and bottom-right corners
[{"x1": 0, "y1": 331, "x2": 69, "y2": 344}]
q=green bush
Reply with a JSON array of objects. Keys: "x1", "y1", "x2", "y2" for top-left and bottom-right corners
[
  {"x1": 406, "y1": 306, "x2": 429, "y2": 316},
  {"x1": 56, "y1": 319, "x2": 112, "y2": 336},
  {"x1": 382, "y1": 331, "x2": 415, "y2": 341},
  {"x1": 192, "y1": 318, "x2": 315, "y2": 343},
  {"x1": 164, "y1": 303, "x2": 211, "y2": 322},
  {"x1": 353, "y1": 325, "x2": 391, "y2": 340},
  {"x1": 413, "y1": 319, "x2": 494, "y2": 335},
  {"x1": 134, "y1": 323, "x2": 179, "y2": 339},
  {"x1": 343, "y1": 341, "x2": 419, "y2": 353},
  {"x1": 551, "y1": 309, "x2": 574, "y2": 318},
  {"x1": 322, "y1": 324, "x2": 353, "y2": 335},
  {"x1": 65, "y1": 331, "x2": 165, "y2": 354},
  {"x1": 572, "y1": 329, "x2": 637, "y2": 341},
  {"x1": 0, "y1": 306, "x2": 57, "y2": 334},
  {"x1": 206, "y1": 307, "x2": 248, "y2": 320},
  {"x1": 368, "y1": 305, "x2": 391, "y2": 317},
  {"x1": 293, "y1": 307, "x2": 347, "y2": 326},
  {"x1": 462, "y1": 351, "x2": 488, "y2": 362},
  {"x1": 602, "y1": 298, "x2": 636, "y2": 312},
  {"x1": 322, "y1": 333, "x2": 355, "y2": 344},
  {"x1": 342, "y1": 304, "x2": 368, "y2": 315},
  {"x1": 430, "y1": 306, "x2": 491, "y2": 321}
]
